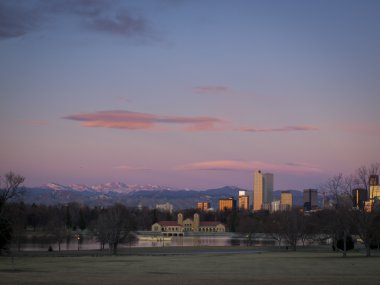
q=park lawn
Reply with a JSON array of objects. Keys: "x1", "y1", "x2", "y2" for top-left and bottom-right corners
[{"x1": 0, "y1": 249, "x2": 379, "y2": 285}]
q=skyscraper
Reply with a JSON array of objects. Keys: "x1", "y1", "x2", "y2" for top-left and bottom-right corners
[
  {"x1": 369, "y1": 175, "x2": 379, "y2": 198},
  {"x1": 238, "y1": 190, "x2": 249, "y2": 210},
  {"x1": 367, "y1": 175, "x2": 380, "y2": 212},
  {"x1": 369, "y1": 175, "x2": 379, "y2": 187},
  {"x1": 253, "y1": 171, "x2": 263, "y2": 211},
  {"x1": 303, "y1": 189, "x2": 318, "y2": 211},
  {"x1": 281, "y1": 191, "x2": 292, "y2": 210},
  {"x1": 218, "y1": 197, "x2": 236, "y2": 211},
  {"x1": 253, "y1": 170, "x2": 274, "y2": 211},
  {"x1": 263, "y1": 173, "x2": 274, "y2": 204},
  {"x1": 197, "y1": 202, "x2": 210, "y2": 211},
  {"x1": 352, "y1": 188, "x2": 367, "y2": 210}
]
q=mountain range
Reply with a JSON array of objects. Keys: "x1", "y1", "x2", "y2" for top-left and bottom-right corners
[{"x1": 18, "y1": 183, "x2": 306, "y2": 209}]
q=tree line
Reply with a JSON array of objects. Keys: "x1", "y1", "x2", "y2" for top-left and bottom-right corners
[{"x1": 1, "y1": 163, "x2": 380, "y2": 256}]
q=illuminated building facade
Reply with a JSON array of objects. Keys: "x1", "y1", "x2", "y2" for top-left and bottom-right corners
[
  {"x1": 219, "y1": 197, "x2": 236, "y2": 211},
  {"x1": 197, "y1": 202, "x2": 211, "y2": 211},
  {"x1": 238, "y1": 195, "x2": 249, "y2": 210},
  {"x1": 238, "y1": 190, "x2": 249, "y2": 210},
  {"x1": 253, "y1": 171, "x2": 263, "y2": 211},
  {"x1": 367, "y1": 175, "x2": 380, "y2": 212},
  {"x1": 281, "y1": 191, "x2": 292, "y2": 209},
  {"x1": 352, "y1": 188, "x2": 367, "y2": 210},
  {"x1": 253, "y1": 170, "x2": 274, "y2": 211}
]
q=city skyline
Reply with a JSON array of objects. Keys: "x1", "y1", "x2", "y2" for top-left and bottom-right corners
[{"x1": 1, "y1": 0, "x2": 380, "y2": 190}]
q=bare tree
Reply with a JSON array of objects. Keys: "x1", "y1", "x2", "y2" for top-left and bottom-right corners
[
  {"x1": 47, "y1": 208, "x2": 67, "y2": 252},
  {"x1": 236, "y1": 214, "x2": 260, "y2": 246},
  {"x1": 0, "y1": 172, "x2": 24, "y2": 253},
  {"x1": 264, "y1": 213, "x2": 284, "y2": 248},
  {"x1": 281, "y1": 210, "x2": 305, "y2": 251},
  {"x1": 91, "y1": 212, "x2": 109, "y2": 251},
  {"x1": 351, "y1": 210, "x2": 377, "y2": 257},
  {"x1": 349, "y1": 163, "x2": 380, "y2": 257},
  {"x1": 356, "y1": 163, "x2": 380, "y2": 193},
  {"x1": 94, "y1": 204, "x2": 132, "y2": 255},
  {"x1": 10, "y1": 203, "x2": 27, "y2": 252},
  {"x1": 0, "y1": 172, "x2": 25, "y2": 217},
  {"x1": 322, "y1": 173, "x2": 353, "y2": 257}
]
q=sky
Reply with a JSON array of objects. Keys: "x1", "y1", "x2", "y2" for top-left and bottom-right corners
[{"x1": 1, "y1": 0, "x2": 379, "y2": 190}]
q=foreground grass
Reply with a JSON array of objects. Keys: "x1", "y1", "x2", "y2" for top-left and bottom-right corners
[{"x1": 1, "y1": 248, "x2": 379, "y2": 285}]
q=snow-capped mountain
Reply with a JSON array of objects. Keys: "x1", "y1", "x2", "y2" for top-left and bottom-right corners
[
  {"x1": 19, "y1": 184, "x2": 306, "y2": 209},
  {"x1": 22, "y1": 184, "x2": 244, "y2": 209},
  {"x1": 42, "y1": 182, "x2": 180, "y2": 194}
]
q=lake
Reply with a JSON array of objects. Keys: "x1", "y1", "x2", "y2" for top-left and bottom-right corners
[{"x1": 10, "y1": 233, "x2": 276, "y2": 252}]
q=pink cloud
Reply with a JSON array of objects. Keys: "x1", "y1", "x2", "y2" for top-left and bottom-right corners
[
  {"x1": 178, "y1": 160, "x2": 322, "y2": 174},
  {"x1": 63, "y1": 110, "x2": 225, "y2": 131},
  {"x1": 193, "y1": 85, "x2": 229, "y2": 95},
  {"x1": 241, "y1": 125, "x2": 319, "y2": 133}
]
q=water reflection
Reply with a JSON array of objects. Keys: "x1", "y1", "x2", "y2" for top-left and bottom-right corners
[{"x1": 12, "y1": 235, "x2": 272, "y2": 251}]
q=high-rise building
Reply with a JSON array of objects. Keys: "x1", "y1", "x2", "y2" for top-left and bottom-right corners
[
  {"x1": 369, "y1": 175, "x2": 379, "y2": 187},
  {"x1": 369, "y1": 175, "x2": 379, "y2": 201},
  {"x1": 369, "y1": 185, "x2": 380, "y2": 211},
  {"x1": 365, "y1": 175, "x2": 380, "y2": 212},
  {"x1": 370, "y1": 183, "x2": 380, "y2": 200},
  {"x1": 280, "y1": 191, "x2": 292, "y2": 209},
  {"x1": 263, "y1": 173, "x2": 274, "y2": 204},
  {"x1": 352, "y1": 188, "x2": 367, "y2": 210},
  {"x1": 219, "y1": 197, "x2": 236, "y2": 211},
  {"x1": 253, "y1": 171, "x2": 263, "y2": 211},
  {"x1": 238, "y1": 190, "x2": 249, "y2": 210},
  {"x1": 253, "y1": 170, "x2": 274, "y2": 211},
  {"x1": 197, "y1": 202, "x2": 210, "y2": 211},
  {"x1": 303, "y1": 189, "x2": 318, "y2": 211}
]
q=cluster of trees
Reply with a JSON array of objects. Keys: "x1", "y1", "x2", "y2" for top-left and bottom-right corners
[
  {"x1": 245, "y1": 163, "x2": 380, "y2": 257},
  {"x1": 0, "y1": 200, "x2": 171, "y2": 255},
  {"x1": 1, "y1": 163, "x2": 380, "y2": 256},
  {"x1": 0, "y1": 172, "x2": 25, "y2": 254},
  {"x1": 317, "y1": 163, "x2": 380, "y2": 257}
]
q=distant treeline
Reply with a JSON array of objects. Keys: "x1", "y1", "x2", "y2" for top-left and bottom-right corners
[{"x1": 2, "y1": 201, "x2": 380, "y2": 256}]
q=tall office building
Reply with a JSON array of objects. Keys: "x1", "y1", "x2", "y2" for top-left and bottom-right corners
[
  {"x1": 253, "y1": 171, "x2": 263, "y2": 211},
  {"x1": 303, "y1": 189, "x2": 318, "y2": 211},
  {"x1": 369, "y1": 175, "x2": 380, "y2": 199},
  {"x1": 263, "y1": 173, "x2": 274, "y2": 204},
  {"x1": 253, "y1": 170, "x2": 274, "y2": 211},
  {"x1": 197, "y1": 202, "x2": 210, "y2": 211},
  {"x1": 352, "y1": 188, "x2": 367, "y2": 210},
  {"x1": 365, "y1": 175, "x2": 380, "y2": 211},
  {"x1": 238, "y1": 190, "x2": 249, "y2": 210},
  {"x1": 219, "y1": 197, "x2": 236, "y2": 211},
  {"x1": 280, "y1": 191, "x2": 292, "y2": 210},
  {"x1": 369, "y1": 175, "x2": 379, "y2": 187},
  {"x1": 369, "y1": 175, "x2": 379, "y2": 201}
]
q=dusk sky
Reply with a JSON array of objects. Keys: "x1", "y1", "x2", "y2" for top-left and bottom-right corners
[{"x1": 1, "y1": 0, "x2": 379, "y2": 190}]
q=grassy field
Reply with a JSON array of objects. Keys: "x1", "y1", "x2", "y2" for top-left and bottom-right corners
[{"x1": 1, "y1": 247, "x2": 379, "y2": 285}]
